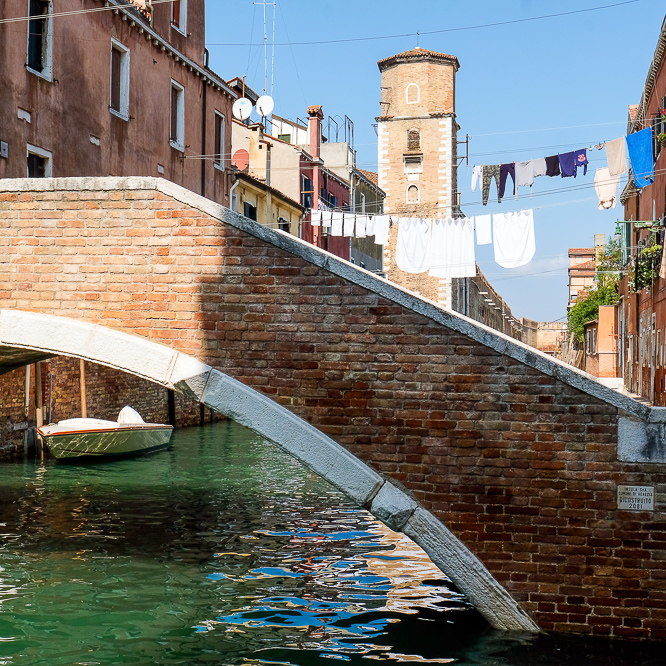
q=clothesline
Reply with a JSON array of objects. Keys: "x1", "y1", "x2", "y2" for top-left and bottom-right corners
[
  {"x1": 307, "y1": 209, "x2": 537, "y2": 276},
  {"x1": 471, "y1": 125, "x2": 658, "y2": 210}
]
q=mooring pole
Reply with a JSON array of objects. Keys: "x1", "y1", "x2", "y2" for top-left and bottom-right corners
[
  {"x1": 35, "y1": 362, "x2": 43, "y2": 459},
  {"x1": 79, "y1": 359, "x2": 87, "y2": 418}
]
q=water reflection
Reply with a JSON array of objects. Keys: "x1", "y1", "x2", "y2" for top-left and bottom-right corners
[{"x1": 0, "y1": 422, "x2": 664, "y2": 665}]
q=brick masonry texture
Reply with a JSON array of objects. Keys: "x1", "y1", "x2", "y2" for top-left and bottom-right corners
[
  {"x1": 1, "y1": 184, "x2": 666, "y2": 639},
  {"x1": 377, "y1": 54, "x2": 457, "y2": 308}
]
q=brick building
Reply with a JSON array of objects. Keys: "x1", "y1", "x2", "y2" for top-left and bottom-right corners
[
  {"x1": 0, "y1": 0, "x2": 234, "y2": 204},
  {"x1": 377, "y1": 47, "x2": 460, "y2": 307},
  {"x1": 616, "y1": 14, "x2": 666, "y2": 403}
]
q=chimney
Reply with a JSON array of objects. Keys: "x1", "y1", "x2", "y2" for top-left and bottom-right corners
[{"x1": 308, "y1": 105, "x2": 324, "y2": 160}]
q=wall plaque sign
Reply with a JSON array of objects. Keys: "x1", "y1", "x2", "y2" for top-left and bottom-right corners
[{"x1": 617, "y1": 485, "x2": 654, "y2": 511}]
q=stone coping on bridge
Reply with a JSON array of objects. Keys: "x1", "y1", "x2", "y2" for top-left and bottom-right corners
[{"x1": 0, "y1": 176, "x2": 656, "y2": 424}]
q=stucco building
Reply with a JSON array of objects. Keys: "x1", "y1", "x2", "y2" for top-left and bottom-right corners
[
  {"x1": 567, "y1": 234, "x2": 606, "y2": 309},
  {"x1": 0, "y1": 0, "x2": 234, "y2": 204}
]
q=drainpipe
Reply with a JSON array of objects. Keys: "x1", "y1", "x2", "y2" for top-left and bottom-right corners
[
  {"x1": 201, "y1": 49, "x2": 209, "y2": 199},
  {"x1": 229, "y1": 175, "x2": 239, "y2": 213}
]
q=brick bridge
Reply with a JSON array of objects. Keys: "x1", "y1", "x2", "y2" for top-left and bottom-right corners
[{"x1": 1, "y1": 177, "x2": 666, "y2": 640}]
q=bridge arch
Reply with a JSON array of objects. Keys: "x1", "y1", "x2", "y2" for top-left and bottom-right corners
[{"x1": 0, "y1": 308, "x2": 537, "y2": 632}]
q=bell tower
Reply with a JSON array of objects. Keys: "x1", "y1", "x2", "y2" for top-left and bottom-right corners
[{"x1": 376, "y1": 47, "x2": 460, "y2": 306}]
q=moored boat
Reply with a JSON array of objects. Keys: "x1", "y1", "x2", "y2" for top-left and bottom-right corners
[{"x1": 37, "y1": 406, "x2": 173, "y2": 460}]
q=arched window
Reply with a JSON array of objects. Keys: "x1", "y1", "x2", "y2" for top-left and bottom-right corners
[
  {"x1": 407, "y1": 185, "x2": 419, "y2": 204},
  {"x1": 407, "y1": 129, "x2": 421, "y2": 151},
  {"x1": 406, "y1": 83, "x2": 420, "y2": 104}
]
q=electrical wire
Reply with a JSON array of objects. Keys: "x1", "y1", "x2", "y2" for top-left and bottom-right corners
[
  {"x1": 0, "y1": 0, "x2": 177, "y2": 25},
  {"x1": 205, "y1": 0, "x2": 642, "y2": 47}
]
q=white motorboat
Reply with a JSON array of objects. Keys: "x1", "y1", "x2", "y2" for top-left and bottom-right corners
[{"x1": 37, "y1": 406, "x2": 173, "y2": 461}]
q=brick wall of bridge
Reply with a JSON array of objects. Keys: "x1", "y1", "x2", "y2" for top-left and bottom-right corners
[{"x1": 1, "y1": 180, "x2": 666, "y2": 639}]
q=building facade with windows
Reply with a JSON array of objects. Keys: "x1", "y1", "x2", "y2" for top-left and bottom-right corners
[
  {"x1": 615, "y1": 15, "x2": 666, "y2": 404},
  {"x1": 0, "y1": 0, "x2": 234, "y2": 205},
  {"x1": 376, "y1": 47, "x2": 460, "y2": 307}
]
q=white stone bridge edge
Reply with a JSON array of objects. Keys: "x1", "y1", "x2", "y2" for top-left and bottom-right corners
[{"x1": 0, "y1": 309, "x2": 538, "y2": 632}]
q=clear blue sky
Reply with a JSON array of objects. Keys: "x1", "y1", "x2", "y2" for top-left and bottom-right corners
[{"x1": 205, "y1": 0, "x2": 664, "y2": 322}]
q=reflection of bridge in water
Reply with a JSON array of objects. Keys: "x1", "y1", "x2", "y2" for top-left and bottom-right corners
[{"x1": 1, "y1": 176, "x2": 665, "y2": 639}]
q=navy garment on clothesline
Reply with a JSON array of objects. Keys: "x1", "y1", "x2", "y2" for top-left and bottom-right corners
[
  {"x1": 558, "y1": 151, "x2": 577, "y2": 178},
  {"x1": 574, "y1": 149, "x2": 588, "y2": 176},
  {"x1": 499, "y1": 163, "x2": 515, "y2": 200}
]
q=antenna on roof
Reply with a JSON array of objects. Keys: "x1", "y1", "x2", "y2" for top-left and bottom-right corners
[
  {"x1": 416, "y1": 30, "x2": 420, "y2": 47},
  {"x1": 254, "y1": 0, "x2": 277, "y2": 96}
]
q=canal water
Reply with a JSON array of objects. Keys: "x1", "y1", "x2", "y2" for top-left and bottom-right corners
[{"x1": 0, "y1": 421, "x2": 664, "y2": 665}]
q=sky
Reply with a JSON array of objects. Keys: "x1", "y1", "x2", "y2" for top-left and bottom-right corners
[{"x1": 204, "y1": 0, "x2": 665, "y2": 322}]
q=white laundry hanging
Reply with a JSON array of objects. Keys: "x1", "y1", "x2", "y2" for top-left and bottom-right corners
[
  {"x1": 594, "y1": 168, "x2": 620, "y2": 210},
  {"x1": 493, "y1": 209, "x2": 535, "y2": 269},
  {"x1": 331, "y1": 212, "x2": 344, "y2": 236},
  {"x1": 605, "y1": 137, "x2": 627, "y2": 177},
  {"x1": 471, "y1": 165, "x2": 483, "y2": 192},
  {"x1": 343, "y1": 213, "x2": 355, "y2": 237},
  {"x1": 429, "y1": 217, "x2": 476, "y2": 278},
  {"x1": 396, "y1": 218, "x2": 431, "y2": 273},
  {"x1": 475, "y1": 214, "x2": 492, "y2": 245},
  {"x1": 373, "y1": 215, "x2": 391, "y2": 245},
  {"x1": 355, "y1": 215, "x2": 367, "y2": 238}
]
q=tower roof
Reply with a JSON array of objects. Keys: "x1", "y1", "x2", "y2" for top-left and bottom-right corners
[{"x1": 377, "y1": 47, "x2": 459, "y2": 71}]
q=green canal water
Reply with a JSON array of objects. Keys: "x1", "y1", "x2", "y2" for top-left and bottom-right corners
[{"x1": 0, "y1": 421, "x2": 664, "y2": 665}]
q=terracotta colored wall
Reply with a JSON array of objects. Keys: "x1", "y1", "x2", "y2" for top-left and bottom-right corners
[
  {"x1": 3, "y1": 182, "x2": 666, "y2": 640},
  {"x1": 618, "y1": 31, "x2": 666, "y2": 402},
  {"x1": 0, "y1": 0, "x2": 232, "y2": 206}
]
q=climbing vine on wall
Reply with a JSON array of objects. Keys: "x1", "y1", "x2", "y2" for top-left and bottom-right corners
[{"x1": 634, "y1": 244, "x2": 662, "y2": 292}]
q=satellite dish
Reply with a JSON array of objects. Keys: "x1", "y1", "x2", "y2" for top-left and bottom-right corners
[
  {"x1": 232, "y1": 149, "x2": 250, "y2": 171},
  {"x1": 232, "y1": 98, "x2": 253, "y2": 121},
  {"x1": 255, "y1": 95, "x2": 274, "y2": 118}
]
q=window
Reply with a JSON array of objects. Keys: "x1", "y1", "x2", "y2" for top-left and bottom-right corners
[
  {"x1": 170, "y1": 81, "x2": 185, "y2": 151},
  {"x1": 171, "y1": 0, "x2": 187, "y2": 34},
  {"x1": 26, "y1": 0, "x2": 53, "y2": 79},
  {"x1": 243, "y1": 201, "x2": 257, "y2": 221},
  {"x1": 214, "y1": 112, "x2": 225, "y2": 169},
  {"x1": 653, "y1": 114, "x2": 663, "y2": 160},
  {"x1": 302, "y1": 176, "x2": 313, "y2": 208},
  {"x1": 407, "y1": 129, "x2": 421, "y2": 151},
  {"x1": 407, "y1": 184, "x2": 419, "y2": 204},
  {"x1": 278, "y1": 217, "x2": 290, "y2": 233},
  {"x1": 655, "y1": 329, "x2": 662, "y2": 368},
  {"x1": 278, "y1": 133, "x2": 291, "y2": 143},
  {"x1": 404, "y1": 155, "x2": 423, "y2": 174},
  {"x1": 406, "y1": 83, "x2": 420, "y2": 104},
  {"x1": 26, "y1": 144, "x2": 52, "y2": 177},
  {"x1": 110, "y1": 39, "x2": 130, "y2": 120},
  {"x1": 329, "y1": 193, "x2": 338, "y2": 208}
]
